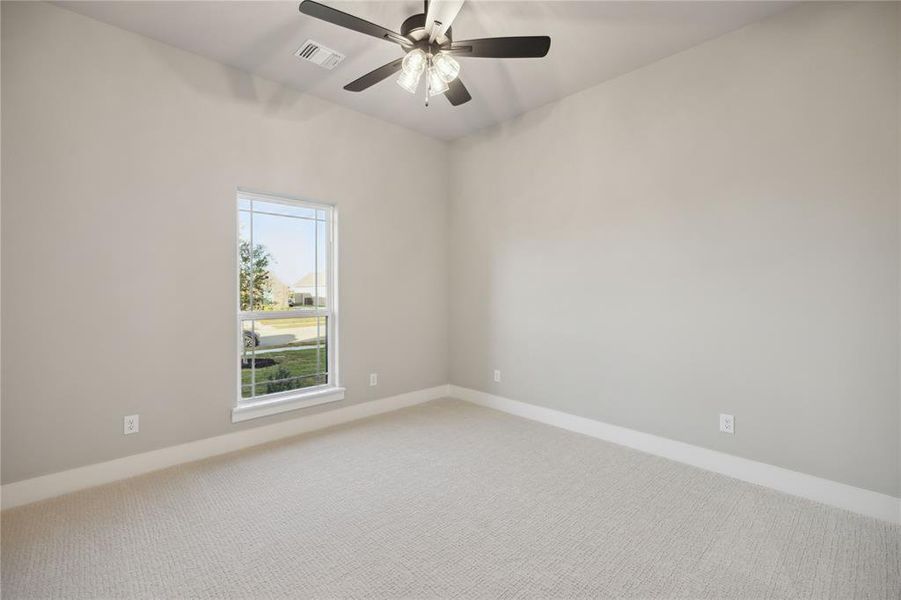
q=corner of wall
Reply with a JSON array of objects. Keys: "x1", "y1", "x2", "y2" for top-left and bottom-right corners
[{"x1": 896, "y1": 0, "x2": 901, "y2": 501}]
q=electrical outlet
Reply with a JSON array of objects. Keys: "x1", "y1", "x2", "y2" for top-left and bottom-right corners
[
  {"x1": 493, "y1": 369, "x2": 501, "y2": 383},
  {"x1": 719, "y1": 413, "x2": 734, "y2": 435},
  {"x1": 369, "y1": 373, "x2": 378, "y2": 386},
  {"x1": 124, "y1": 414, "x2": 139, "y2": 435}
]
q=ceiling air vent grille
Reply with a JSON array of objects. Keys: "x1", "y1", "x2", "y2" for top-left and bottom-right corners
[{"x1": 294, "y1": 40, "x2": 345, "y2": 70}]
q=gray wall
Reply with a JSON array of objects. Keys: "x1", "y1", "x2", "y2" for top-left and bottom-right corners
[
  {"x1": 0, "y1": 2, "x2": 448, "y2": 484},
  {"x1": 448, "y1": 2, "x2": 901, "y2": 497}
]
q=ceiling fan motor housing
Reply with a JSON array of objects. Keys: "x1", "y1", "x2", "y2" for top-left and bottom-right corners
[{"x1": 401, "y1": 13, "x2": 452, "y2": 48}]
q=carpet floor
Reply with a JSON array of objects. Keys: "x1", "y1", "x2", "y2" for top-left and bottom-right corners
[{"x1": 2, "y1": 398, "x2": 899, "y2": 599}]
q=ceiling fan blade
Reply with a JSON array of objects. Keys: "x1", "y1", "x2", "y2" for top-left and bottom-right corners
[
  {"x1": 449, "y1": 36, "x2": 551, "y2": 58},
  {"x1": 444, "y1": 78, "x2": 472, "y2": 106},
  {"x1": 298, "y1": 1, "x2": 411, "y2": 47},
  {"x1": 426, "y1": 0, "x2": 465, "y2": 44},
  {"x1": 344, "y1": 58, "x2": 405, "y2": 92}
]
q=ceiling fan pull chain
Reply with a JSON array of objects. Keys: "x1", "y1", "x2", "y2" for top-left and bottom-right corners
[{"x1": 425, "y1": 54, "x2": 432, "y2": 107}]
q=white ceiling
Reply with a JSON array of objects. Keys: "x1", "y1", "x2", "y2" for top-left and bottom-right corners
[{"x1": 57, "y1": 1, "x2": 794, "y2": 140}]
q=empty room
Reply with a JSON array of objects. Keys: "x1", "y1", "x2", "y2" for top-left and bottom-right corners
[{"x1": 1, "y1": 1, "x2": 899, "y2": 598}]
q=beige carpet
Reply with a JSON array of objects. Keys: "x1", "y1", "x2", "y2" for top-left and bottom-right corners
[{"x1": 2, "y1": 399, "x2": 899, "y2": 599}]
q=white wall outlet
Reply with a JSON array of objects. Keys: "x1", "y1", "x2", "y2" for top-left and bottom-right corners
[
  {"x1": 493, "y1": 369, "x2": 501, "y2": 383},
  {"x1": 719, "y1": 413, "x2": 734, "y2": 434},
  {"x1": 369, "y1": 373, "x2": 378, "y2": 386},
  {"x1": 124, "y1": 414, "x2": 139, "y2": 435}
]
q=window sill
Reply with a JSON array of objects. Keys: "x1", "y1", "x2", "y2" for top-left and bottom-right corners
[{"x1": 231, "y1": 386, "x2": 345, "y2": 423}]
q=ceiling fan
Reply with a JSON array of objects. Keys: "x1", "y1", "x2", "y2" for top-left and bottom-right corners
[{"x1": 298, "y1": 0, "x2": 551, "y2": 107}]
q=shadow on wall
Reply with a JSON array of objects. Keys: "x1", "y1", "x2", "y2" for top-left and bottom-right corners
[
  {"x1": 136, "y1": 28, "x2": 336, "y2": 125},
  {"x1": 435, "y1": 1, "x2": 564, "y2": 137},
  {"x1": 459, "y1": 1, "x2": 562, "y2": 121}
]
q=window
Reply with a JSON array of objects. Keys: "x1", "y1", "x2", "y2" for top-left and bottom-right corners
[{"x1": 233, "y1": 190, "x2": 342, "y2": 422}]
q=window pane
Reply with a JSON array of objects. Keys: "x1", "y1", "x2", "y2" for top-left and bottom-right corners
[
  {"x1": 238, "y1": 210, "x2": 254, "y2": 311},
  {"x1": 239, "y1": 319, "x2": 257, "y2": 398},
  {"x1": 240, "y1": 317, "x2": 328, "y2": 401},
  {"x1": 316, "y1": 218, "x2": 328, "y2": 308},
  {"x1": 250, "y1": 211, "x2": 319, "y2": 312}
]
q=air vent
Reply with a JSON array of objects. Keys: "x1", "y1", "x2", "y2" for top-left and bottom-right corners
[{"x1": 294, "y1": 40, "x2": 345, "y2": 70}]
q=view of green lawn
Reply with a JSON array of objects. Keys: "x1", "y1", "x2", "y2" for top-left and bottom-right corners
[{"x1": 241, "y1": 344, "x2": 328, "y2": 398}]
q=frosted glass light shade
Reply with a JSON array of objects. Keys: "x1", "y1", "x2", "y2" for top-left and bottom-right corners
[
  {"x1": 397, "y1": 68, "x2": 423, "y2": 94},
  {"x1": 427, "y1": 67, "x2": 449, "y2": 96},
  {"x1": 432, "y1": 52, "x2": 460, "y2": 83},
  {"x1": 402, "y1": 49, "x2": 427, "y2": 74}
]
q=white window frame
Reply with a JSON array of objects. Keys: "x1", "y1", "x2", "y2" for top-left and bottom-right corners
[{"x1": 232, "y1": 188, "x2": 343, "y2": 423}]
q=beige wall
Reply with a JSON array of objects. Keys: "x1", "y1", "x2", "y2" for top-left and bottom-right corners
[
  {"x1": 449, "y1": 1, "x2": 901, "y2": 497},
  {"x1": 0, "y1": 2, "x2": 448, "y2": 484}
]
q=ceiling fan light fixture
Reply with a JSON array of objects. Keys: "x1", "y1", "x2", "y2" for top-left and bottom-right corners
[
  {"x1": 298, "y1": 0, "x2": 552, "y2": 108},
  {"x1": 397, "y1": 68, "x2": 423, "y2": 94},
  {"x1": 432, "y1": 52, "x2": 460, "y2": 83},
  {"x1": 426, "y1": 66, "x2": 449, "y2": 96},
  {"x1": 401, "y1": 48, "x2": 427, "y2": 74}
]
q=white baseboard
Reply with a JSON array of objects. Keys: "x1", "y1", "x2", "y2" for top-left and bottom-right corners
[
  {"x1": 6, "y1": 383, "x2": 898, "y2": 525},
  {"x1": 450, "y1": 385, "x2": 901, "y2": 525},
  {"x1": 1, "y1": 384, "x2": 450, "y2": 510}
]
